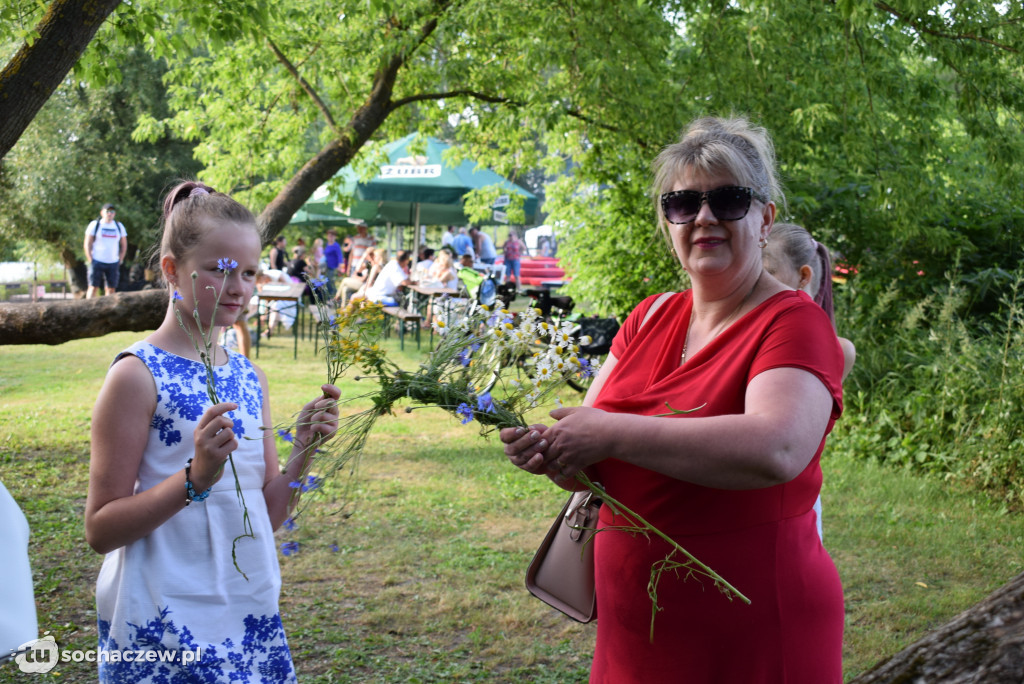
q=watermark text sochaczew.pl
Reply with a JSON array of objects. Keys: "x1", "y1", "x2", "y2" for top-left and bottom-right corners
[{"x1": 10, "y1": 634, "x2": 202, "y2": 674}]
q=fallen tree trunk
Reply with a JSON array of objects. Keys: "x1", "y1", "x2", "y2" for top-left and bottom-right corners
[
  {"x1": 850, "y1": 571, "x2": 1024, "y2": 683},
  {"x1": 0, "y1": 290, "x2": 166, "y2": 345}
]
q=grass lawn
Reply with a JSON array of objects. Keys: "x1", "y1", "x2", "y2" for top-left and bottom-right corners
[{"x1": 1, "y1": 328, "x2": 1021, "y2": 682}]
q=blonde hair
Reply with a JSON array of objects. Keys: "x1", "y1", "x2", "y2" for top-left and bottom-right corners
[
  {"x1": 764, "y1": 222, "x2": 836, "y2": 328},
  {"x1": 433, "y1": 249, "x2": 453, "y2": 269},
  {"x1": 652, "y1": 116, "x2": 783, "y2": 241}
]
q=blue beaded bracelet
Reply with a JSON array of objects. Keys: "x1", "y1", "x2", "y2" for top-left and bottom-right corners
[{"x1": 184, "y1": 458, "x2": 212, "y2": 505}]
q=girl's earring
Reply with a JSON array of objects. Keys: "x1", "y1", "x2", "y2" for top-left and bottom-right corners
[{"x1": 758, "y1": 236, "x2": 769, "y2": 249}]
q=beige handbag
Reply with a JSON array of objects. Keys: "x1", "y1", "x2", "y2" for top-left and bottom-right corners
[
  {"x1": 523, "y1": 293, "x2": 675, "y2": 622},
  {"x1": 525, "y1": 488, "x2": 602, "y2": 623}
]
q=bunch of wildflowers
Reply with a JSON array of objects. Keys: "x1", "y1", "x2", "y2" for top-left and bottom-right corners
[
  {"x1": 285, "y1": 298, "x2": 748, "y2": 635},
  {"x1": 276, "y1": 278, "x2": 389, "y2": 519}
]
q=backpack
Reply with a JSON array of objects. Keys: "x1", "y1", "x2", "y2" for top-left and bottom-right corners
[{"x1": 91, "y1": 217, "x2": 125, "y2": 236}]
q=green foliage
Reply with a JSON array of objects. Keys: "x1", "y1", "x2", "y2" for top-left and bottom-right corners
[
  {"x1": 529, "y1": 1, "x2": 1024, "y2": 318},
  {"x1": 0, "y1": 46, "x2": 201, "y2": 267},
  {"x1": 838, "y1": 266, "x2": 1024, "y2": 507}
]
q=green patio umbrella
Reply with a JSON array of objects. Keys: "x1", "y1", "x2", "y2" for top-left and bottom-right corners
[{"x1": 301, "y1": 134, "x2": 538, "y2": 229}]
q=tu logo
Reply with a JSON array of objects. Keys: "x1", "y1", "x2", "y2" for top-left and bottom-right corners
[{"x1": 14, "y1": 635, "x2": 58, "y2": 673}]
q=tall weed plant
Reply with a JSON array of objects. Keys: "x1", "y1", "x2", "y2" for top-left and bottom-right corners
[{"x1": 834, "y1": 265, "x2": 1024, "y2": 508}]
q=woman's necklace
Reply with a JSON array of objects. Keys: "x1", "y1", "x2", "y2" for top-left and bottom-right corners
[{"x1": 682, "y1": 270, "x2": 763, "y2": 364}]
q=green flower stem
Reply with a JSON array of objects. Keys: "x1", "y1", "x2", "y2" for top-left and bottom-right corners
[
  {"x1": 174, "y1": 270, "x2": 254, "y2": 579},
  {"x1": 571, "y1": 471, "x2": 750, "y2": 640}
]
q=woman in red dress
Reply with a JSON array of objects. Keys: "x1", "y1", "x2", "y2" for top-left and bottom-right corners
[{"x1": 502, "y1": 117, "x2": 845, "y2": 683}]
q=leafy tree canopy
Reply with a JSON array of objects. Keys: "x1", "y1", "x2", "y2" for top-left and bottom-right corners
[
  {"x1": 3, "y1": 0, "x2": 1023, "y2": 318},
  {"x1": 0, "y1": 45, "x2": 202, "y2": 277}
]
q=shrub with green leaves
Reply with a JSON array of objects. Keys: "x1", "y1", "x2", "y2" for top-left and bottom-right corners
[{"x1": 834, "y1": 266, "x2": 1024, "y2": 508}]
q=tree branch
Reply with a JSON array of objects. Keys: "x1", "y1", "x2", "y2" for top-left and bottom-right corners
[
  {"x1": 0, "y1": 0, "x2": 123, "y2": 160},
  {"x1": 256, "y1": 0, "x2": 455, "y2": 239},
  {"x1": 874, "y1": 2, "x2": 1020, "y2": 53},
  {"x1": 388, "y1": 88, "x2": 512, "y2": 110},
  {"x1": 266, "y1": 37, "x2": 342, "y2": 136}
]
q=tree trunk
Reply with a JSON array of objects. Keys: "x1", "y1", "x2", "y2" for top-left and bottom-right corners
[
  {"x1": 850, "y1": 571, "x2": 1024, "y2": 684},
  {"x1": 0, "y1": 0, "x2": 123, "y2": 160},
  {"x1": 59, "y1": 247, "x2": 87, "y2": 295},
  {"x1": 0, "y1": 289, "x2": 165, "y2": 345}
]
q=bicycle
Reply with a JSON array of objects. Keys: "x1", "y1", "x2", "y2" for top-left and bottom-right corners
[{"x1": 519, "y1": 289, "x2": 619, "y2": 394}]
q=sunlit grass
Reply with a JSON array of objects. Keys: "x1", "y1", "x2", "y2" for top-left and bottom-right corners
[{"x1": 0, "y1": 329, "x2": 1021, "y2": 682}]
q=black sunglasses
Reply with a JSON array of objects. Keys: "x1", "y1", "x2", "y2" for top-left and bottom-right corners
[{"x1": 660, "y1": 186, "x2": 767, "y2": 225}]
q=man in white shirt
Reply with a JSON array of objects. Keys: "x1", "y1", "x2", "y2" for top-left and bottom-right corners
[
  {"x1": 441, "y1": 226, "x2": 455, "y2": 249},
  {"x1": 413, "y1": 248, "x2": 435, "y2": 282},
  {"x1": 83, "y1": 203, "x2": 127, "y2": 298},
  {"x1": 366, "y1": 250, "x2": 413, "y2": 306}
]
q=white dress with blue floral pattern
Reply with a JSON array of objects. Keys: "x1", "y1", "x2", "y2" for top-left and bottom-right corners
[{"x1": 95, "y1": 341, "x2": 296, "y2": 683}]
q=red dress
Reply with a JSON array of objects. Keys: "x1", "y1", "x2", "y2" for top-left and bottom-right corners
[{"x1": 589, "y1": 290, "x2": 845, "y2": 683}]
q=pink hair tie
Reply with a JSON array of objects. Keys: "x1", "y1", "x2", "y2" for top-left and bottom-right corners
[{"x1": 188, "y1": 186, "x2": 210, "y2": 198}]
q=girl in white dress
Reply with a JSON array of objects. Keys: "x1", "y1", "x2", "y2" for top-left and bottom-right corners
[{"x1": 85, "y1": 180, "x2": 340, "y2": 682}]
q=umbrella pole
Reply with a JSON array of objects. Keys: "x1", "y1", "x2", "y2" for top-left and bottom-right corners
[{"x1": 413, "y1": 203, "x2": 422, "y2": 264}]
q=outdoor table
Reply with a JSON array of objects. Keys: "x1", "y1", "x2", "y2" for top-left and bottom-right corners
[
  {"x1": 409, "y1": 283, "x2": 458, "y2": 345},
  {"x1": 254, "y1": 282, "x2": 305, "y2": 360}
]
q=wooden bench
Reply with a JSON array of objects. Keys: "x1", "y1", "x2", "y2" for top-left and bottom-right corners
[{"x1": 381, "y1": 306, "x2": 422, "y2": 350}]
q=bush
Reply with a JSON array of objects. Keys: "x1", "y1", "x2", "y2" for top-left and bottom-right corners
[{"x1": 835, "y1": 266, "x2": 1024, "y2": 508}]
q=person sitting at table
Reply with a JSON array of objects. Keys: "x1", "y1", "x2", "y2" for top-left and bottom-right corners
[
  {"x1": 417, "y1": 250, "x2": 459, "y2": 329},
  {"x1": 425, "y1": 250, "x2": 458, "y2": 290},
  {"x1": 362, "y1": 250, "x2": 413, "y2": 307},
  {"x1": 336, "y1": 246, "x2": 378, "y2": 306},
  {"x1": 251, "y1": 269, "x2": 296, "y2": 336},
  {"x1": 413, "y1": 248, "x2": 435, "y2": 282}
]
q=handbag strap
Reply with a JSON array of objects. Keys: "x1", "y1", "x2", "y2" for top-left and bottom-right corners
[{"x1": 639, "y1": 292, "x2": 675, "y2": 330}]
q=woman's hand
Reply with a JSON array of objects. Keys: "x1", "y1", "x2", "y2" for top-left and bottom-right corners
[
  {"x1": 293, "y1": 384, "x2": 341, "y2": 451},
  {"x1": 190, "y1": 402, "x2": 239, "y2": 490},
  {"x1": 501, "y1": 408, "x2": 612, "y2": 484},
  {"x1": 500, "y1": 423, "x2": 551, "y2": 474},
  {"x1": 538, "y1": 406, "x2": 612, "y2": 480}
]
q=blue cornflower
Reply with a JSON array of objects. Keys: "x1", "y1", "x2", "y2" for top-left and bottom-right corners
[
  {"x1": 310, "y1": 275, "x2": 329, "y2": 290},
  {"x1": 458, "y1": 347, "x2": 472, "y2": 367},
  {"x1": 327, "y1": 315, "x2": 338, "y2": 329},
  {"x1": 277, "y1": 429, "x2": 294, "y2": 443},
  {"x1": 172, "y1": 290, "x2": 183, "y2": 301},
  {"x1": 280, "y1": 541, "x2": 300, "y2": 556},
  {"x1": 217, "y1": 257, "x2": 238, "y2": 272},
  {"x1": 329, "y1": 544, "x2": 339, "y2": 553},
  {"x1": 302, "y1": 475, "x2": 321, "y2": 492},
  {"x1": 283, "y1": 517, "x2": 297, "y2": 531},
  {"x1": 288, "y1": 480, "x2": 303, "y2": 489},
  {"x1": 579, "y1": 357, "x2": 595, "y2": 378},
  {"x1": 476, "y1": 392, "x2": 495, "y2": 414},
  {"x1": 456, "y1": 402, "x2": 474, "y2": 424}
]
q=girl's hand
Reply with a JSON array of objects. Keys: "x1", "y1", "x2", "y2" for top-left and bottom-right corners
[
  {"x1": 191, "y1": 402, "x2": 239, "y2": 489},
  {"x1": 293, "y1": 384, "x2": 341, "y2": 450}
]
